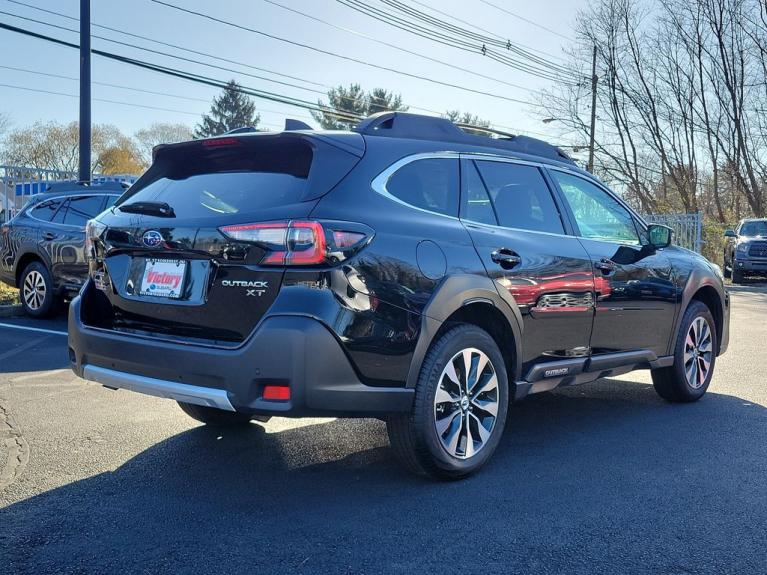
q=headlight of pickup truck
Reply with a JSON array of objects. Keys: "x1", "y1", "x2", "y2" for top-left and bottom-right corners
[{"x1": 736, "y1": 242, "x2": 748, "y2": 254}]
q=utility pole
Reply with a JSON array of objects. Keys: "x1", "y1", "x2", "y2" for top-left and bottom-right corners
[
  {"x1": 78, "y1": 0, "x2": 91, "y2": 183},
  {"x1": 587, "y1": 45, "x2": 598, "y2": 173}
]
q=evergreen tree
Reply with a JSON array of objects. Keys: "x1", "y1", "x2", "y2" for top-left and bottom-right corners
[
  {"x1": 443, "y1": 110, "x2": 491, "y2": 135},
  {"x1": 311, "y1": 84, "x2": 408, "y2": 130},
  {"x1": 195, "y1": 80, "x2": 260, "y2": 138}
]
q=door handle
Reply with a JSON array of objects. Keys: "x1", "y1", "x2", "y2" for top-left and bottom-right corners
[
  {"x1": 42, "y1": 232, "x2": 57, "y2": 241},
  {"x1": 491, "y1": 248, "x2": 521, "y2": 269},
  {"x1": 594, "y1": 258, "x2": 617, "y2": 275}
]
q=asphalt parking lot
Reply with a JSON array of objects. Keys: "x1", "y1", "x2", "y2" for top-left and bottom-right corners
[{"x1": 1, "y1": 285, "x2": 766, "y2": 575}]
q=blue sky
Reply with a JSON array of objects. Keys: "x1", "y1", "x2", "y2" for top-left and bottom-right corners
[{"x1": 0, "y1": 0, "x2": 585, "y2": 147}]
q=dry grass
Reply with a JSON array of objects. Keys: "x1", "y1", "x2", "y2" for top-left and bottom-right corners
[{"x1": 0, "y1": 281, "x2": 19, "y2": 305}]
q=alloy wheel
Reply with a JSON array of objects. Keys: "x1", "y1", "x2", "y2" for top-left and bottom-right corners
[
  {"x1": 683, "y1": 316, "x2": 713, "y2": 389},
  {"x1": 433, "y1": 347, "x2": 499, "y2": 459},
  {"x1": 22, "y1": 270, "x2": 46, "y2": 311}
]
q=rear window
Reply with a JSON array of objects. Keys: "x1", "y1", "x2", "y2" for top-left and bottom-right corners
[
  {"x1": 118, "y1": 137, "x2": 319, "y2": 218},
  {"x1": 385, "y1": 158, "x2": 459, "y2": 217}
]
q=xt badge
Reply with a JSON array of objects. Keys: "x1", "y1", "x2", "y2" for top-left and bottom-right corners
[{"x1": 221, "y1": 279, "x2": 268, "y2": 297}]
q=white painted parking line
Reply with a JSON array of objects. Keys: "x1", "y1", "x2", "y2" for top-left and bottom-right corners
[
  {"x1": 0, "y1": 336, "x2": 49, "y2": 362},
  {"x1": 0, "y1": 322, "x2": 68, "y2": 336}
]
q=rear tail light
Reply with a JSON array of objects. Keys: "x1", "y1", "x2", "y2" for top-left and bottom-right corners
[
  {"x1": 219, "y1": 220, "x2": 370, "y2": 266},
  {"x1": 84, "y1": 219, "x2": 107, "y2": 261}
]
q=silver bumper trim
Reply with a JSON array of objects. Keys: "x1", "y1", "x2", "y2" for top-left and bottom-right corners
[{"x1": 82, "y1": 365, "x2": 236, "y2": 412}]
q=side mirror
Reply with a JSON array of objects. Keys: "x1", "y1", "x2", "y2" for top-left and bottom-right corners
[
  {"x1": 724, "y1": 229, "x2": 737, "y2": 238},
  {"x1": 648, "y1": 224, "x2": 672, "y2": 249}
]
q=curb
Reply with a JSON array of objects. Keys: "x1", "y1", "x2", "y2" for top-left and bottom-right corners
[{"x1": 0, "y1": 305, "x2": 24, "y2": 318}]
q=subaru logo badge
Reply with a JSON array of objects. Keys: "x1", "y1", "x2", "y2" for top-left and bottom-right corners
[{"x1": 142, "y1": 230, "x2": 163, "y2": 248}]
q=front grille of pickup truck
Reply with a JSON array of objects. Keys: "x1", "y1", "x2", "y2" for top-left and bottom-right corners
[{"x1": 748, "y1": 242, "x2": 767, "y2": 258}]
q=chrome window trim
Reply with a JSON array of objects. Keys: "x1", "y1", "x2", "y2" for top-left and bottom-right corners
[
  {"x1": 370, "y1": 151, "x2": 645, "y2": 243},
  {"x1": 370, "y1": 152, "x2": 462, "y2": 220},
  {"x1": 461, "y1": 218, "x2": 578, "y2": 240}
]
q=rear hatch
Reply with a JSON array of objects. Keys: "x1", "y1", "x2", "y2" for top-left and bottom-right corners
[{"x1": 84, "y1": 131, "x2": 364, "y2": 346}]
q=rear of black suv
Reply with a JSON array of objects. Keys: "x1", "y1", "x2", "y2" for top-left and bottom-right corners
[
  {"x1": 70, "y1": 113, "x2": 729, "y2": 479},
  {"x1": 69, "y1": 129, "x2": 425, "y2": 418}
]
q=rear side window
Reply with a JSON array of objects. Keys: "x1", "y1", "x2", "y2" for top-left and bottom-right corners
[
  {"x1": 385, "y1": 158, "x2": 459, "y2": 217},
  {"x1": 29, "y1": 198, "x2": 64, "y2": 222},
  {"x1": 62, "y1": 195, "x2": 106, "y2": 227},
  {"x1": 119, "y1": 137, "x2": 321, "y2": 218},
  {"x1": 474, "y1": 161, "x2": 564, "y2": 234}
]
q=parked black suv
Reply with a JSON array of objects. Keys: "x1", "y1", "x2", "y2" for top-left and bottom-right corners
[
  {"x1": 68, "y1": 113, "x2": 729, "y2": 479},
  {"x1": 723, "y1": 219, "x2": 767, "y2": 283},
  {"x1": 1, "y1": 182, "x2": 125, "y2": 317}
]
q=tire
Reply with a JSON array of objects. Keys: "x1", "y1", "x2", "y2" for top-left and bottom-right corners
[
  {"x1": 177, "y1": 402, "x2": 253, "y2": 426},
  {"x1": 387, "y1": 325, "x2": 509, "y2": 480},
  {"x1": 732, "y1": 268, "x2": 744, "y2": 284},
  {"x1": 723, "y1": 256, "x2": 732, "y2": 279},
  {"x1": 19, "y1": 261, "x2": 56, "y2": 318},
  {"x1": 651, "y1": 300, "x2": 717, "y2": 403}
]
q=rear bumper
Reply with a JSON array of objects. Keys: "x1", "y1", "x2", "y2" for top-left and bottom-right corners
[{"x1": 68, "y1": 296, "x2": 414, "y2": 417}]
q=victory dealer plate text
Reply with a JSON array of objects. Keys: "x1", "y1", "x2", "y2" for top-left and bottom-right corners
[{"x1": 138, "y1": 259, "x2": 187, "y2": 299}]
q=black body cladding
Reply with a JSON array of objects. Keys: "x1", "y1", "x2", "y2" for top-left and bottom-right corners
[{"x1": 68, "y1": 112, "x2": 729, "y2": 419}]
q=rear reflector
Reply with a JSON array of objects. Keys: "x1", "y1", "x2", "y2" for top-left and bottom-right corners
[{"x1": 263, "y1": 385, "x2": 291, "y2": 401}]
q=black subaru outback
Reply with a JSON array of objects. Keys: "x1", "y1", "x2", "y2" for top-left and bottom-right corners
[{"x1": 69, "y1": 113, "x2": 729, "y2": 479}]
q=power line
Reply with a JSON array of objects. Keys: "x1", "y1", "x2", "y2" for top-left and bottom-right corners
[
  {"x1": 5, "y1": 0, "x2": 326, "y2": 88},
  {"x1": 0, "y1": 17, "x2": 578, "y2": 144},
  {"x1": 333, "y1": 0, "x2": 578, "y2": 83},
  {"x1": 260, "y1": 0, "x2": 543, "y2": 94},
  {"x1": 376, "y1": 0, "x2": 574, "y2": 75},
  {"x1": 0, "y1": 20, "x2": 371, "y2": 124},
  {"x1": 0, "y1": 8, "x2": 328, "y2": 96},
  {"x1": 4, "y1": 1, "x2": 567, "y2": 132},
  {"x1": 0, "y1": 63, "x2": 318, "y2": 122},
  {"x1": 0, "y1": 82, "x2": 201, "y2": 116},
  {"x1": 149, "y1": 0, "x2": 541, "y2": 104},
  {"x1": 477, "y1": 0, "x2": 575, "y2": 42},
  {"x1": 406, "y1": 0, "x2": 567, "y2": 62},
  {"x1": 2, "y1": 3, "x2": 414, "y2": 116},
  {"x1": 0, "y1": 5, "x2": 491, "y2": 118}
]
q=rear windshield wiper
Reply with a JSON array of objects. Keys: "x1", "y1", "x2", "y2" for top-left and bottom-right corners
[{"x1": 117, "y1": 201, "x2": 176, "y2": 218}]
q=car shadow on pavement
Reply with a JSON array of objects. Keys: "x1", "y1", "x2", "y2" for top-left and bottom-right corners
[{"x1": 2, "y1": 378, "x2": 767, "y2": 574}]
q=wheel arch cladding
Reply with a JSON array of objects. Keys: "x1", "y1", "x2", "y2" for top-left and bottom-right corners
[
  {"x1": 15, "y1": 252, "x2": 46, "y2": 285},
  {"x1": 405, "y1": 274, "x2": 523, "y2": 388},
  {"x1": 690, "y1": 284, "x2": 723, "y2": 353}
]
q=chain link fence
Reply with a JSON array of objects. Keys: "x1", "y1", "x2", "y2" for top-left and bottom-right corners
[{"x1": 1, "y1": 165, "x2": 138, "y2": 223}]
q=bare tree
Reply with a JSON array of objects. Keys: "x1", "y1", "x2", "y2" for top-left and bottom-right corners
[
  {"x1": 543, "y1": 0, "x2": 767, "y2": 231},
  {"x1": 134, "y1": 122, "x2": 193, "y2": 167}
]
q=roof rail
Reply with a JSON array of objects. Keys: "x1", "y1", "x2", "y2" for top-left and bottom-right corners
[
  {"x1": 353, "y1": 112, "x2": 574, "y2": 165},
  {"x1": 224, "y1": 126, "x2": 259, "y2": 135}
]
